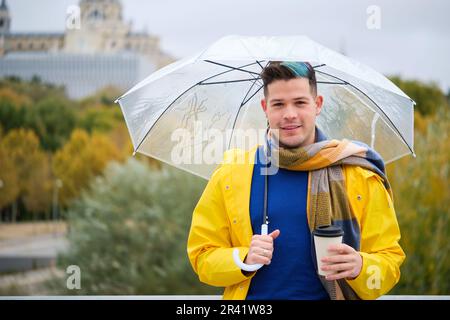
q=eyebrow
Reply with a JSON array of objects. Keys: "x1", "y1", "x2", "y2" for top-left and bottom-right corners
[{"x1": 269, "y1": 97, "x2": 309, "y2": 103}]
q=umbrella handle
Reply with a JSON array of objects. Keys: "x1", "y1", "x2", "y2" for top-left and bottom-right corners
[{"x1": 232, "y1": 224, "x2": 268, "y2": 272}]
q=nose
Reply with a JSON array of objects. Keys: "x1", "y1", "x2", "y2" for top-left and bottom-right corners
[{"x1": 283, "y1": 104, "x2": 298, "y2": 121}]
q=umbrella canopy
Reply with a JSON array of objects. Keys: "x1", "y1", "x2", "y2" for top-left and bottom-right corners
[{"x1": 116, "y1": 35, "x2": 415, "y2": 180}]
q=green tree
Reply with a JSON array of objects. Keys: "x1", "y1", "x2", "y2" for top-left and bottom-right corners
[
  {"x1": 51, "y1": 158, "x2": 218, "y2": 295},
  {"x1": 0, "y1": 87, "x2": 29, "y2": 132},
  {"x1": 23, "y1": 97, "x2": 77, "y2": 151},
  {"x1": 79, "y1": 85, "x2": 123, "y2": 108},
  {"x1": 52, "y1": 129, "x2": 123, "y2": 206},
  {"x1": 0, "y1": 76, "x2": 67, "y2": 103},
  {"x1": 77, "y1": 105, "x2": 123, "y2": 134},
  {"x1": 390, "y1": 76, "x2": 448, "y2": 116}
]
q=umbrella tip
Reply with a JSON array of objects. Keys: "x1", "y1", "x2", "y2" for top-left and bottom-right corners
[{"x1": 132, "y1": 151, "x2": 137, "y2": 157}]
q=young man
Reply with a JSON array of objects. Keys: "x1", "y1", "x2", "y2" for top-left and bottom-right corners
[{"x1": 187, "y1": 61, "x2": 405, "y2": 300}]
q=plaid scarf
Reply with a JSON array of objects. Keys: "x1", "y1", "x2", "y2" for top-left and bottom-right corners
[{"x1": 268, "y1": 127, "x2": 391, "y2": 300}]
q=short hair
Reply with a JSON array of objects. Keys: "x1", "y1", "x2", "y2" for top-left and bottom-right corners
[{"x1": 260, "y1": 61, "x2": 317, "y2": 97}]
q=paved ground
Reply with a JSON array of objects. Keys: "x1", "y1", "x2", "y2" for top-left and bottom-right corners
[
  {"x1": 0, "y1": 233, "x2": 68, "y2": 257},
  {"x1": 0, "y1": 231, "x2": 68, "y2": 273},
  {"x1": 0, "y1": 224, "x2": 69, "y2": 294}
]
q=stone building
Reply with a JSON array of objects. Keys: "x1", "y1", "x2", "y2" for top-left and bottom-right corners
[{"x1": 0, "y1": 0, "x2": 173, "y2": 98}]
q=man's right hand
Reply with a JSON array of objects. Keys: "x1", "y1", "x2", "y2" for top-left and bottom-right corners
[{"x1": 244, "y1": 229, "x2": 281, "y2": 265}]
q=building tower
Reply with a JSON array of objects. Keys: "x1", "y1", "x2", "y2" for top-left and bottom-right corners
[
  {"x1": 0, "y1": 0, "x2": 11, "y2": 35},
  {"x1": 65, "y1": 0, "x2": 130, "y2": 54}
]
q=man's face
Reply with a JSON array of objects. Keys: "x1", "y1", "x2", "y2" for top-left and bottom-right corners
[{"x1": 261, "y1": 78, "x2": 323, "y2": 149}]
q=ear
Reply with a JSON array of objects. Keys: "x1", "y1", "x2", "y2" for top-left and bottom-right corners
[
  {"x1": 261, "y1": 98, "x2": 268, "y2": 113},
  {"x1": 315, "y1": 95, "x2": 324, "y2": 116}
]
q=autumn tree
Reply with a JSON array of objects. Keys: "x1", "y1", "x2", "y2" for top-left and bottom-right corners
[
  {"x1": 1, "y1": 128, "x2": 52, "y2": 220},
  {"x1": 0, "y1": 139, "x2": 20, "y2": 213},
  {"x1": 52, "y1": 129, "x2": 123, "y2": 206}
]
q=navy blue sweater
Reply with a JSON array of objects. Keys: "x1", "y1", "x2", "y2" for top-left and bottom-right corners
[{"x1": 246, "y1": 147, "x2": 329, "y2": 300}]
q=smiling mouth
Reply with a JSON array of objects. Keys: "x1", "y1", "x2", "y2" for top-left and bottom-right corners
[{"x1": 280, "y1": 125, "x2": 301, "y2": 131}]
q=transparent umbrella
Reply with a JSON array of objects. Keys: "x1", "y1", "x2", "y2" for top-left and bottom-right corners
[{"x1": 116, "y1": 35, "x2": 415, "y2": 180}]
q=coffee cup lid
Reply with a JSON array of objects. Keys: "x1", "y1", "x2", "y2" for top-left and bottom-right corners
[{"x1": 312, "y1": 225, "x2": 344, "y2": 237}]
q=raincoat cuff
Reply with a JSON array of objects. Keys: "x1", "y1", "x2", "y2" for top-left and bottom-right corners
[
  {"x1": 234, "y1": 247, "x2": 257, "y2": 281},
  {"x1": 345, "y1": 252, "x2": 381, "y2": 300}
]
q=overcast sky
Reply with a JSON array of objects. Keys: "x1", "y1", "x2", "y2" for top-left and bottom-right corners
[{"x1": 7, "y1": 0, "x2": 450, "y2": 92}]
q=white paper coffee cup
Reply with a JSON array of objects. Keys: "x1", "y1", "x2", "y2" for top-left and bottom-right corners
[{"x1": 313, "y1": 225, "x2": 344, "y2": 276}]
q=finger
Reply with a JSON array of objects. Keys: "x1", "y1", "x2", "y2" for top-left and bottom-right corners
[
  {"x1": 269, "y1": 229, "x2": 280, "y2": 240},
  {"x1": 251, "y1": 235, "x2": 273, "y2": 245},
  {"x1": 251, "y1": 239, "x2": 273, "y2": 250},
  {"x1": 254, "y1": 247, "x2": 272, "y2": 260},
  {"x1": 321, "y1": 254, "x2": 354, "y2": 264},
  {"x1": 259, "y1": 235, "x2": 275, "y2": 244},
  {"x1": 250, "y1": 246, "x2": 272, "y2": 257},
  {"x1": 327, "y1": 243, "x2": 354, "y2": 254},
  {"x1": 261, "y1": 248, "x2": 273, "y2": 260},
  {"x1": 325, "y1": 270, "x2": 352, "y2": 281},
  {"x1": 250, "y1": 253, "x2": 271, "y2": 265},
  {"x1": 321, "y1": 262, "x2": 353, "y2": 272}
]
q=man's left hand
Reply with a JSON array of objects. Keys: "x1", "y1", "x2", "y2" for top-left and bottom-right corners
[{"x1": 321, "y1": 243, "x2": 362, "y2": 281}]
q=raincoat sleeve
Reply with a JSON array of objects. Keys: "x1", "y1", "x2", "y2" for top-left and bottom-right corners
[
  {"x1": 346, "y1": 169, "x2": 406, "y2": 299},
  {"x1": 187, "y1": 164, "x2": 254, "y2": 287}
]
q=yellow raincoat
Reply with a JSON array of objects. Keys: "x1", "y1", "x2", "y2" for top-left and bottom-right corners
[{"x1": 187, "y1": 146, "x2": 405, "y2": 300}]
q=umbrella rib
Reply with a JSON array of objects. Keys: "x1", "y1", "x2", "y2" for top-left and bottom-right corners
[
  {"x1": 315, "y1": 69, "x2": 414, "y2": 155},
  {"x1": 204, "y1": 60, "x2": 262, "y2": 76},
  {"x1": 317, "y1": 81, "x2": 347, "y2": 85},
  {"x1": 133, "y1": 61, "x2": 263, "y2": 153},
  {"x1": 199, "y1": 78, "x2": 261, "y2": 86},
  {"x1": 227, "y1": 66, "x2": 264, "y2": 151},
  {"x1": 241, "y1": 84, "x2": 263, "y2": 107},
  {"x1": 227, "y1": 84, "x2": 264, "y2": 150},
  {"x1": 197, "y1": 61, "x2": 262, "y2": 86},
  {"x1": 240, "y1": 70, "x2": 261, "y2": 108},
  {"x1": 256, "y1": 60, "x2": 265, "y2": 70},
  {"x1": 215, "y1": 59, "x2": 264, "y2": 150},
  {"x1": 313, "y1": 64, "x2": 326, "y2": 69}
]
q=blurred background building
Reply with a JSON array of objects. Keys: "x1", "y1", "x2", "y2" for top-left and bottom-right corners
[{"x1": 0, "y1": 0, "x2": 173, "y2": 98}]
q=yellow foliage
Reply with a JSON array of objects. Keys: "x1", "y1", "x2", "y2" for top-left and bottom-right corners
[
  {"x1": 0, "y1": 128, "x2": 52, "y2": 213},
  {"x1": 0, "y1": 145, "x2": 19, "y2": 208},
  {"x1": 0, "y1": 87, "x2": 31, "y2": 107},
  {"x1": 387, "y1": 108, "x2": 450, "y2": 294},
  {"x1": 413, "y1": 111, "x2": 427, "y2": 135},
  {"x1": 52, "y1": 129, "x2": 123, "y2": 206}
]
